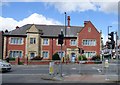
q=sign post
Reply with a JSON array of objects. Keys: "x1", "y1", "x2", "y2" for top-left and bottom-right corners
[{"x1": 49, "y1": 61, "x2": 54, "y2": 76}]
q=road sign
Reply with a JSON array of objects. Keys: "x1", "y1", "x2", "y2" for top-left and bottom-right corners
[{"x1": 49, "y1": 62, "x2": 54, "y2": 75}]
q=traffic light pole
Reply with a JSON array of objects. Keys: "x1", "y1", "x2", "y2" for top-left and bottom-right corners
[
  {"x1": 60, "y1": 44, "x2": 63, "y2": 77},
  {"x1": 115, "y1": 32, "x2": 119, "y2": 76}
]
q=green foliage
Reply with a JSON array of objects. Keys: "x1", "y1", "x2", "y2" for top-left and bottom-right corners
[
  {"x1": 19, "y1": 62, "x2": 24, "y2": 65},
  {"x1": 91, "y1": 55, "x2": 100, "y2": 61},
  {"x1": 9, "y1": 57, "x2": 15, "y2": 61},
  {"x1": 52, "y1": 53, "x2": 60, "y2": 60},
  {"x1": 78, "y1": 55, "x2": 87, "y2": 61}
]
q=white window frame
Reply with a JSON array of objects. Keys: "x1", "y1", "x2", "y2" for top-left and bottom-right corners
[
  {"x1": 84, "y1": 51, "x2": 96, "y2": 58},
  {"x1": 42, "y1": 38, "x2": 49, "y2": 45},
  {"x1": 82, "y1": 39, "x2": 96, "y2": 46},
  {"x1": 70, "y1": 39, "x2": 77, "y2": 46},
  {"x1": 10, "y1": 37, "x2": 23, "y2": 45},
  {"x1": 30, "y1": 38, "x2": 36, "y2": 44},
  {"x1": 9, "y1": 50, "x2": 23, "y2": 58},
  {"x1": 30, "y1": 52, "x2": 36, "y2": 59},
  {"x1": 42, "y1": 51, "x2": 49, "y2": 59},
  {"x1": 57, "y1": 51, "x2": 65, "y2": 58}
]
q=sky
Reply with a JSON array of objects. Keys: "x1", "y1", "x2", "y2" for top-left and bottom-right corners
[{"x1": 0, "y1": 0, "x2": 119, "y2": 44}]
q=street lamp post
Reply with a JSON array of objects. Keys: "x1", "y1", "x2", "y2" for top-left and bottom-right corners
[
  {"x1": 64, "y1": 12, "x2": 67, "y2": 63},
  {"x1": 108, "y1": 26, "x2": 112, "y2": 36}
]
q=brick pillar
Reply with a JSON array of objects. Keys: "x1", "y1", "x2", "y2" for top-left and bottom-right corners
[
  {"x1": 15, "y1": 57, "x2": 20, "y2": 65},
  {"x1": 24, "y1": 57, "x2": 28, "y2": 65}
]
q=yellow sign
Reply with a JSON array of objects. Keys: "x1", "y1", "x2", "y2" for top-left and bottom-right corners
[
  {"x1": 49, "y1": 62, "x2": 54, "y2": 74},
  {"x1": 49, "y1": 67, "x2": 54, "y2": 74}
]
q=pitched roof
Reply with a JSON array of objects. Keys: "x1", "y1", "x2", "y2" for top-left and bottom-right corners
[{"x1": 4, "y1": 24, "x2": 83, "y2": 37}]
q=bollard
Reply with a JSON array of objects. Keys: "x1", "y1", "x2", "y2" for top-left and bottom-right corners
[{"x1": 104, "y1": 59, "x2": 109, "y2": 80}]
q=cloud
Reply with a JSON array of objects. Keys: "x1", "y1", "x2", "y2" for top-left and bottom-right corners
[
  {"x1": 47, "y1": 2, "x2": 97, "y2": 13},
  {"x1": 46, "y1": 2, "x2": 118, "y2": 14},
  {"x1": 96, "y1": 2, "x2": 118, "y2": 14},
  {"x1": 0, "y1": 13, "x2": 62, "y2": 31}
]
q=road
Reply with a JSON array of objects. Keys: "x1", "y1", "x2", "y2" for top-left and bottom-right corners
[{"x1": 1, "y1": 63, "x2": 119, "y2": 83}]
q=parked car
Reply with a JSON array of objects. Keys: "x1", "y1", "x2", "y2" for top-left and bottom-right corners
[{"x1": 0, "y1": 59, "x2": 11, "y2": 72}]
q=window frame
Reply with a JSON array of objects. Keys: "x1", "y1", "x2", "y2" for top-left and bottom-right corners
[
  {"x1": 70, "y1": 39, "x2": 77, "y2": 46},
  {"x1": 10, "y1": 37, "x2": 23, "y2": 45},
  {"x1": 9, "y1": 50, "x2": 23, "y2": 58},
  {"x1": 82, "y1": 39, "x2": 96, "y2": 46},
  {"x1": 30, "y1": 38, "x2": 36, "y2": 44},
  {"x1": 42, "y1": 38, "x2": 49, "y2": 45},
  {"x1": 42, "y1": 51, "x2": 49, "y2": 59}
]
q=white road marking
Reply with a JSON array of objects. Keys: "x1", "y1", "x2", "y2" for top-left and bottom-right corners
[
  {"x1": 2, "y1": 74, "x2": 43, "y2": 76},
  {"x1": 97, "y1": 69, "x2": 102, "y2": 72},
  {"x1": 71, "y1": 68, "x2": 76, "y2": 70}
]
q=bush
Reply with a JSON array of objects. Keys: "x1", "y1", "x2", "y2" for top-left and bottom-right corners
[
  {"x1": 91, "y1": 55, "x2": 100, "y2": 61},
  {"x1": 31, "y1": 56, "x2": 43, "y2": 60},
  {"x1": 19, "y1": 62, "x2": 24, "y2": 65},
  {"x1": 9, "y1": 57, "x2": 15, "y2": 61},
  {"x1": 52, "y1": 53, "x2": 60, "y2": 60},
  {"x1": 78, "y1": 55, "x2": 87, "y2": 61}
]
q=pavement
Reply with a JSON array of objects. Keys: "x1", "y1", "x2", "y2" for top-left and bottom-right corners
[{"x1": 41, "y1": 74, "x2": 120, "y2": 83}]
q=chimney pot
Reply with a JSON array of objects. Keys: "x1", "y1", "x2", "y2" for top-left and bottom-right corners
[{"x1": 16, "y1": 26, "x2": 19, "y2": 29}]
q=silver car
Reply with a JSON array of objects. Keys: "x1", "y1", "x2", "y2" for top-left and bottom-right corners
[{"x1": 0, "y1": 59, "x2": 11, "y2": 72}]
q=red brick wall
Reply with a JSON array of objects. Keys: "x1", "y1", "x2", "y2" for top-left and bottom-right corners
[
  {"x1": 42, "y1": 38, "x2": 77, "y2": 60},
  {"x1": 6, "y1": 37, "x2": 26, "y2": 60},
  {"x1": 78, "y1": 21, "x2": 100, "y2": 56}
]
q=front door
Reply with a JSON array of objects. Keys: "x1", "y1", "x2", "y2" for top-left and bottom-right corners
[{"x1": 71, "y1": 53, "x2": 76, "y2": 62}]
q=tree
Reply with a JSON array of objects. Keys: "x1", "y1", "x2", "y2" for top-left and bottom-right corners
[
  {"x1": 52, "y1": 53, "x2": 60, "y2": 60},
  {"x1": 78, "y1": 55, "x2": 87, "y2": 61}
]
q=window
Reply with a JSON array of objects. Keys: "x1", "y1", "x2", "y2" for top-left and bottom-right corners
[
  {"x1": 57, "y1": 51, "x2": 64, "y2": 58},
  {"x1": 30, "y1": 38, "x2": 36, "y2": 44},
  {"x1": 10, "y1": 37, "x2": 23, "y2": 44},
  {"x1": 9, "y1": 51, "x2": 22, "y2": 58},
  {"x1": 42, "y1": 51, "x2": 49, "y2": 58},
  {"x1": 83, "y1": 39, "x2": 96, "y2": 46},
  {"x1": 70, "y1": 39, "x2": 76, "y2": 46},
  {"x1": 30, "y1": 52, "x2": 35, "y2": 59},
  {"x1": 84, "y1": 51, "x2": 96, "y2": 58},
  {"x1": 43, "y1": 38, "x2": 49, "y2": 45}
]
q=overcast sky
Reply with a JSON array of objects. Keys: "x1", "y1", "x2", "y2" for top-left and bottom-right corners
[{"x1": 0, "y1": 0, "x2": 119, "y2": 44}]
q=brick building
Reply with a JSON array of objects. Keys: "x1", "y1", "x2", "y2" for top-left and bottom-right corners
[
  {"x1": 0, "y1": 31, "x2": 4, "y2": 59},
  {"x1": 3, "y1": 17, "x2": 101, "y2": 62}
]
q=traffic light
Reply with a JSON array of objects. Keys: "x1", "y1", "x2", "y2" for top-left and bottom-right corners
[
  {"x1": 58, "y1": 33, "x2": 64, "y2": 45},
  {"x1": 78, "y1": 48, "x2": 81, "y2": 53},
  {"x1": 82, "y1": 50, "x2": 84, "y2": 54},
  {"x1": 78, "y1": 48, "x2": 84, "y2": 54},
  {"x1": 108, "y1": 32, "x2": 115, "y2": 49}
]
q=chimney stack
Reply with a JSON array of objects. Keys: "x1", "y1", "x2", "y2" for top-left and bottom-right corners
[
  {"x1": 16, "y1": 26, "x2": 19, "y2": 29},
  {"x1": 84, "y1": 21, "x2": 89, "y2": 26},
  {"x1": 67, "y1": 16, "x2": 70, "y2": 28}
]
